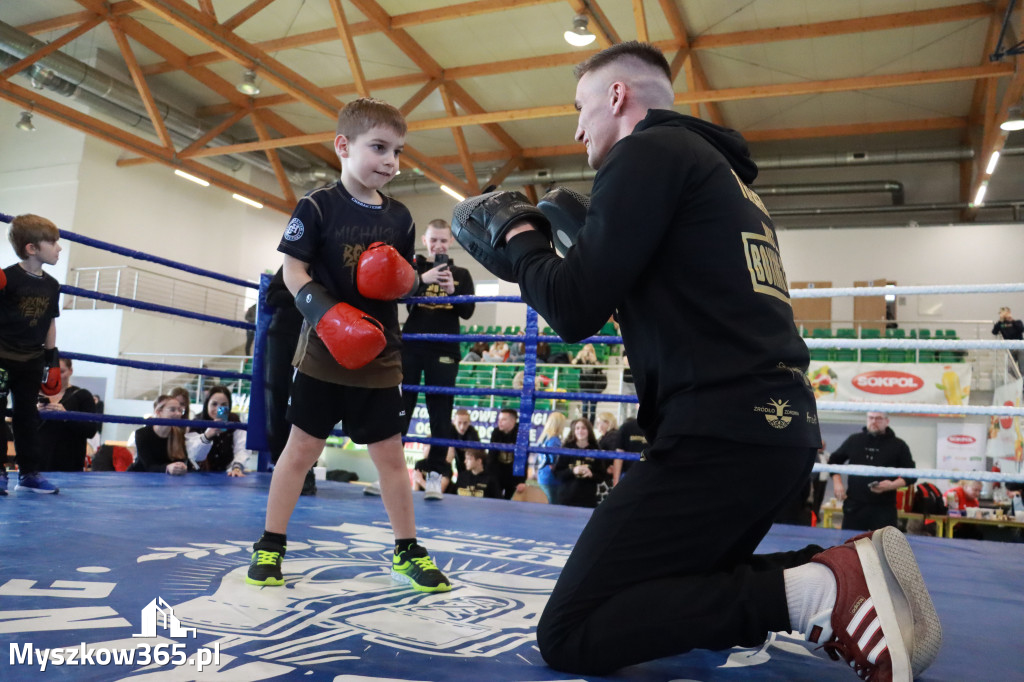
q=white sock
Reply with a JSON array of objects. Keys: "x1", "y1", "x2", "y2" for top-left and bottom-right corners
[{"x1": 784, "y1": 562, "x2": 837, "y2": 636}]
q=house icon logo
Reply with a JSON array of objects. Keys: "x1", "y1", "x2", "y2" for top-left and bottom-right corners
[{"x1": 133, "y1": 596, "x2": 196, "y2": 638}]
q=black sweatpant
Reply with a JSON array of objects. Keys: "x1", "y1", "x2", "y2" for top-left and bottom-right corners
[
  {"x1": 0, "y1": 355, "x2": 45, "y2": 474},
  {"x1": 537, "y1": 435, "x2": 819, "y2": 675},
  {"x1": 842, "y1": 501, "x2": 898, "y2": 532},
  {"x1": 401, "y1": 346, "x2": 459, "y2": 460}
]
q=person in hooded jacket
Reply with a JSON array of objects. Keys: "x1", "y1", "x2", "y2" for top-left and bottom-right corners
[
  {"x1": 828, "y1": 411, "x2": 916, "y2": 531},
  {"x1": 486, "y1": 40, "x2": 941, "y2": 682}
]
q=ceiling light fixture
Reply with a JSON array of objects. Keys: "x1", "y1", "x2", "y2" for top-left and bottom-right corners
[
  {"x1": 232, "y1": 193, "x2": 263, "y2": 209},
  {"x1": 439, "y1": 185, "x2": 465, "y2": 202},
  {"x1": 15, "y1": 110, "x2": 35, "y2": 132},
  {"x1": 174, "y1": 169, "x2": 209, "y2": 187},
  {"x1": 973, "y1": 181, "x2": 988, "y2": 207},
  {"x1": 985, "y1": 151, "x2": 1001, "y2": 175},
  {"x1": 1000, "y1": 104, "x2": 1024, "y2": 132},
  {"x1": 564, "y1": 14, "x2": 596, "y2": 47},
  {"x1": 236, "y1": 69, "x2": 260, "y2": 96}
]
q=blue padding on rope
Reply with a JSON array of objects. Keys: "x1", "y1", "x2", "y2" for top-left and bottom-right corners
[
  {"x1": 247, "y1": 274, "x2": 272, "y2": 462},
  {"x1": 61, "y1": 285, "x2": 254, "y2": 330},
  {"x1": 59, "y1": 229, "x2": 258, "y2": 289},
  {"x1": 62, "y1": 351, "x2": 248, "y2": 380},
  {"x1": 37, "y1": 410, "x2": 246, "y2": 430}
]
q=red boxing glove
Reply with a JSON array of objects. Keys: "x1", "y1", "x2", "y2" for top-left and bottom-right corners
[
  {"x1": 41, "y1": 347, "x2": 61, "y2": 396},
  {"x1": 0, "y1": 267, "x2": 7, "y2": 291},
  {"x1": 356, "y1": 242, "x2": 416, "y2": 300},
  {"x1": 294, "y1": 282, "x2": 386, "y2": 369}
]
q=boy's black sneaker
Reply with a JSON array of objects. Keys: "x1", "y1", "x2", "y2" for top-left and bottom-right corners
[
  {"x1": 246, "y1": 539, "x2": 285, "y2": 586},
  {"x1": 391, "y1": 544, "x2": 451, "y2": 593}
]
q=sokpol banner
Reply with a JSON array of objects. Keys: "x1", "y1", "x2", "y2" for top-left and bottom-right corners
[
  {"x1": 936, "y1": 422, "x2": 988, "y2": 472},
  {"x1": 807, "y1": 361, "x2": 972, "y2": 405}
]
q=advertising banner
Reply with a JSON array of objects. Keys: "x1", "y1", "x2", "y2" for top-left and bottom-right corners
[
  {"x1": 985, "y1": 379, "x2": 1024, "y2": 474},
  {"x1": 807, "y1": 361, "x2": 972, "y2": 406},
  {"x1": 935, "y1": 422, "x2": 987, "y2": 472}
]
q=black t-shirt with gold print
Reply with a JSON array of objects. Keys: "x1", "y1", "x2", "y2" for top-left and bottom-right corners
[{"x1": 0, "y1": 264, "x2": 60, "y2": 361}]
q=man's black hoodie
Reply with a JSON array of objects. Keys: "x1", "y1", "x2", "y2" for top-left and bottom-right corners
[{"x1": 507, "y1": 110, "x2": 820, "y2": 448}]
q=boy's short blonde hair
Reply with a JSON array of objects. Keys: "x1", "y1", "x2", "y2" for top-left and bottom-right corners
[
  {"x1": 336, "y1": 97, "x2": 406, "y2": 139},
  {"x1": 9, "y1": 214, "x2": 59, "y2": 259}
]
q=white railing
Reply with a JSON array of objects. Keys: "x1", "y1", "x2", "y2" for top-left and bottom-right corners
[
  {"x1": 115, "y1": 353, "x2": 251, "y2": 406},
  {"x1": 65, "y1": 265, "x2": 249, "y2": 322}
]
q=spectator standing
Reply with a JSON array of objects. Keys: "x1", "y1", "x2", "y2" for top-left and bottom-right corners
[
  {"x1": 38, "y1": 357, "x2": 97, "y2": 471},
  {"x1": 992, "y1": 306, "x2": 1024, "y2": 375},
  {"x1": 0, "y1": 214, "x2": 64, "y2": 494},
  {"x1": 401, "y1": 218, "x2": 475, "y2": 476},
  {"x1": 829, "y1": 412, "x2": 916, "y2": 531},
  {"x1": 572, "y1": 343, "x2": 605, "y2": 423},
  {"x1": 535, "y1": 411, "x2": 568, "y2": 504}
]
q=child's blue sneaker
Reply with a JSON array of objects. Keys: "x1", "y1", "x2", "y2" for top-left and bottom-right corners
[{"x1": 16, "y1": 473, "x2": 59, "y2": 494}]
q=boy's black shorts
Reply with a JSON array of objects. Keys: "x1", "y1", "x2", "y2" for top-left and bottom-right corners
[
  {"x1": 287, "y1": 371, "x2": 404, "y2": 444},
  {"x1": 414, "y1": 457, "x2": 453, "y2": 478}
]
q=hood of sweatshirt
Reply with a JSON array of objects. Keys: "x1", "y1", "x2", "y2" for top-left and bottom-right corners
[{"x1": 634, "y1": 109, "x2": 758, "y2": 184}]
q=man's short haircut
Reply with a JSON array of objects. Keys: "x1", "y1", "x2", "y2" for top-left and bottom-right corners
[
  {"x1": 427, "y1": 218, "x2": 451, "y2": 232},
  {"x1": 60, "y1": 357, "x2": 73, "y2": 370},
  {"x1": 573, "y1": 40, "x2": 671, "y2": 82},
  {"x1": 499, "y1": 408, "x2": 518, "y2": 420},
  {"x1": 1000, "y1": 306, "x2": 1011, "y2": 313},
  {"x1": 455, "y1": 408, "x2": 470, "y2": 418},
  {"x1": 336, "y1": 97, "x2": 406, "y2": 138},
  {"x1": 9, "y1": 214, "x2": 59, "y2": 259},
  {"x1": 464, "y1": 448, "x2": 486, "y2": 462}
]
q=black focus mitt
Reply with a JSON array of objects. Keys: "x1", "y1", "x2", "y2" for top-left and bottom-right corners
[
  {"x1": 538, "y1": 187, "x2": 589, "y2": 257},
  {"x1": 451, "y1": 191, "x2": 551, "y2": 282}
]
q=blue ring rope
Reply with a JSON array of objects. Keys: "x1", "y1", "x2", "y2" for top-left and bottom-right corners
[
  {"x1": 62, "y1": 285, "x2": 254, "y2": 330},
  {"x1": 58, "y1": 229, "x2": 258, "y2": 290},
  {"x1": 37, "y1": 410, "x2": 245, "y2": 430},
  {"x1": 63, "y1": 351, "x2": 248, "y2": 380}
]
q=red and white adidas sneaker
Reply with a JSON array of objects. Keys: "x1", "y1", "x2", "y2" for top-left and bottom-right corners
[{"x1": 809, "y1": 526, "x2": 942, "y2": 681}]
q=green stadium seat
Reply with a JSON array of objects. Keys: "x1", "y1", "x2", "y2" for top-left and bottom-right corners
[
  {"x1": 812, "y1": 328, "x2": 832, "y2": 338},
  {"x1": 860, "y1": 329, "x2": 881, "y2": 339},
  {"x1": 860, "y1": 349, "x2": 882, "y2": 363},
  {"x1": 835, "y1": 328, "x2": 856, "y2": 338},
  {"x1": 885, "y1": 328, "x2": 906, "y2": 339}
]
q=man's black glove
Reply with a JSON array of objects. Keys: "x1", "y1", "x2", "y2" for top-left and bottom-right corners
[
  {"x1": 451, "y1": 191, "x2": 551, "y2": 282},
  {"x1": 538, "y1": 187, "x2": 590, "y2": 257}
]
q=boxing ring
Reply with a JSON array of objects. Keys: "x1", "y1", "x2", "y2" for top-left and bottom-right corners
[{"x1": 2, "y1": 214, "x2": 1024, "y2": 681}]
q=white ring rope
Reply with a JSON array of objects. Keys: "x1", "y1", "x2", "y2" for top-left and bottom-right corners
[
  {"x1": 790, "y1": 282, "x2": 1024, "y2": 298},
  {"x1": 815, "y1": 401, "x2": 1024, "y2": 417},
  {"x1": 813, "y1": 463, "x2": 1024, "y2": 483},
  {"x1": 804, "y1": 338, "x2": 1024, "y2": 350}
]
